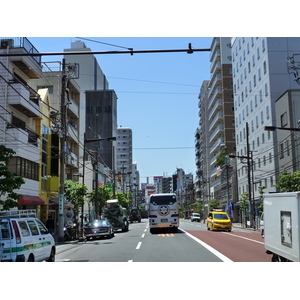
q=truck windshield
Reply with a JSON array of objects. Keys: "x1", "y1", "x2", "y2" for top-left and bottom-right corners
[{"x1": 150, "y1": 195, "x2": 176, "y2": 206}]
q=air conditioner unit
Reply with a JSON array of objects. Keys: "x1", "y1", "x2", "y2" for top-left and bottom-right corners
[{"x1": 0, "y1": 39, "x2": 14, "y2": 49}]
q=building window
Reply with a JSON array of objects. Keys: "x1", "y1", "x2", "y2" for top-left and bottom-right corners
[
  {"x1": 280, "y1": 112, "x2": 287, "y2": 127},
  {"x1": 266, "y1": 105, "x2": 270, "y2": 119},
  {"x1": 286, "y1": 140, "x2": 290, "y2": 156},
  {"x1": 264, "y1": 83, "x2": 268, "y2": 96},
  {"x1": 8, "y1": 157, "x2": 38, "y2": 181},
  {"x1": 279, "y1": 143, "x2": 284, "y2": 159}
]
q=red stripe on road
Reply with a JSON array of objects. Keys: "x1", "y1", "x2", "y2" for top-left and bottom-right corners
[{"x1": 186, "y1": 230, "x2": 271, "y2": 262}]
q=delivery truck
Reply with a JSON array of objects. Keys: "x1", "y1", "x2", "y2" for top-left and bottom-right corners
[{"x1": 264, "y1": 191, "x2": 300, "y2": 262}]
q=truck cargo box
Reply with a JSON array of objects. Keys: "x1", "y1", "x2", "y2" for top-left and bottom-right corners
[{"x1": 264, "y1": 192, "x2": 300, "y2": 262}]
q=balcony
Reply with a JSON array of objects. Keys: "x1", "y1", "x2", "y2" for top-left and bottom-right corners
[
  {"x1": 6, "y1": 127, "x2": 39, "y2": 161},
  {"x1": 208, "y1": 98, "x2": 222, "y2": 120},
  {"x1": 208, "y1": 87, "x2": 222, "y2": 110},
  {"x1": 209, "y1": 124, "x2": 224, "y2": 144},
  {"x1": 7, "y1": 82, "x2": 40, "y2": 117},
  {"x1": 67, "y1": 123, "x2": 79, "y2": 142},
  {"x1": 209, "y1": 111, "x2": 223, "y2": 132},
  {"x1": 65, "y1": 151, "x2": 78, "y2": 168},
  {"x1": 67, "y1": 97, "x2": 79, "y2": 118},
  {"x1": 1, "y1": 37, "x2": 42, "y2": 79}
]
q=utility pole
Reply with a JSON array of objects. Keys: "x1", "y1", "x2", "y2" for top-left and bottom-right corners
[
  {"x1": 229, "y1": 122, "x2": 255, "y2": 229},
  {"x1": 58, "y1": 58, "x2": 67, "y2": 242},
  {"x1": 246, "y1": 122, "x2": 254, "y2": 228}
]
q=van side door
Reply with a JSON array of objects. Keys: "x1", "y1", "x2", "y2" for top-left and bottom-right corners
[
  {"x1": 27, "y1": 219, "x2": 44, "y2": 261},
  {"x1": 35, "y1": 219, "x2": 53, "y2": 260}
]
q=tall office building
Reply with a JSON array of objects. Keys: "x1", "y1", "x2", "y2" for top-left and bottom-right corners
[
  {"x1": 85, "y1": 90, "x2": 117, "y2": 171},
  {"x1": 232, "y1": 37, "x2": 300, "y2": 204}
]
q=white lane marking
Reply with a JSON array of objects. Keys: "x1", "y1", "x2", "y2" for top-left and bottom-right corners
[
  {"x1": 180, "y1": 228, "x2": 233, "y2": 262},
  {"x1": 128, "y1": 260, "x2": 133, "y2": 262},
  {"x1": 136, "y1": 242, "x2": 142, "y2": 249},
  {"x1": 141, "y1": 233, "x2": 145, "y2": 238},
  {"x1": 222, "y1": 232, "x2": 264, "y2": 244}
]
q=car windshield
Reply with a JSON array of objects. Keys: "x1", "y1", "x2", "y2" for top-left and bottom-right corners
[
  {"x1": 86, "y1": 220, "x2": 109, "y2": 227},
  {"x1": 214, "y1": 213, "x2": 229, "y2": 220},
  {"x1": 193, "y1": 214, "x2": 200, "y2": 217}
]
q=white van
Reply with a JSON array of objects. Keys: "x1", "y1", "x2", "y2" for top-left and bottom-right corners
[
  {"x1": 191, "y1": 213, "x2": 200, "y2": 222},
  {"x1": 0, "y1": 210, "x2": 56, "y2": 262}
]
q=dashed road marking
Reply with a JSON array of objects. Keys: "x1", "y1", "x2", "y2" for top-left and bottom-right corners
[{"x1": 158, "y1": 234, "x2": 174, "y2": 237}]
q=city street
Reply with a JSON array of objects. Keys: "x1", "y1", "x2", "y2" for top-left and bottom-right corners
[{"x1": 55, "y1": 219, "x2": 270, "y2": 262}]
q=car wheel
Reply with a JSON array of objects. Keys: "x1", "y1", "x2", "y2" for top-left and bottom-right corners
[
  {"x1": 28, "y1": 254, "x2": 34, "y2": 262},
  {"x1": 46, "y1": 247, "x2": 55, "y2": 262}
]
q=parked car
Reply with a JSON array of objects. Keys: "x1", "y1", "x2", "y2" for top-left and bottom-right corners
[
  {"x1": 84, "y1": 219, "x2": 114, "y2": 240},
  {"x1": 191, "y1": 213, "x2": 200, "y2": 222},
  {"x1": 206, "y1": 211, "x2": 232, "y2": 232},
  {"x1": 129, "y1": 207, "x2": 141, "y2": 223},
  {"x1": 141, "y1": 210, "x2": 149, "y2": 219},
  {"x1": 0, "y1": 210, "x2": 56, "y2": 262}
]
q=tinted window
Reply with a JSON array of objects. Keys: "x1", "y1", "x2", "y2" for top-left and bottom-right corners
[
  {"x1": 0, "y1": 221, "x2": 12, "y2": 239},
  {"x1": 18, "y1": 220, "x2": 30, "y2": 236},
  {"x1": 35, "y1": 219, "x2": 48, "y2": 235},
  {"x1": 150, "y1": 195, "x2": 176, "y2": 206},
  {"x1": 27, "y1": 220, "x2": 39, "y2": 235}
]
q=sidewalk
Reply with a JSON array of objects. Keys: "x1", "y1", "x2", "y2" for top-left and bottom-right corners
[{"x1": 232, "y1": 222, "x2": 261, "y2": 231}]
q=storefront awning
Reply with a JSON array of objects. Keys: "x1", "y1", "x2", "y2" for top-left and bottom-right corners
[{"x1": 18, "y1": 195, "x2": 44, "y2": 205}]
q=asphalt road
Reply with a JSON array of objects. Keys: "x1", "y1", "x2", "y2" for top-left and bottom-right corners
[{"x1": 55, "y1": 218, "x2": 270, "y2": 262}]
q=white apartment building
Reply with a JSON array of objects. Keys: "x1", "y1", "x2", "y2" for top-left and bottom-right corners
[
  {"x1": 232, "y1": 37, "x2": 300, "y2": 202},
  {"x1": 206, "y1": 37, "x2": 235, "y2": 209},
  {"x1": 116, "y1": 127, "x2": 133, "y2": 192}
]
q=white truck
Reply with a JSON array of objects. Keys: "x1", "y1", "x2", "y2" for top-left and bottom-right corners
[{"x1": 264, "y1": 191, "x2": 300, "y2": 262}]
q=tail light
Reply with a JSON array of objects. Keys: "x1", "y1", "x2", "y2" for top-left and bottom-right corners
[{"x1": 12, "y1": 221, "x2": 21, "y2": 244}]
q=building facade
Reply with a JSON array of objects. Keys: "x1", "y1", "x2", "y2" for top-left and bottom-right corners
[
  {"x1": 274, "y1": 90, "x2": 300, "y2": 173},
  {"x1": 0, "y1": 37, "x2": 46, "y2": 219},
  {"x1": 232, "y1": 37, "x2": 300, "y2": 210}
]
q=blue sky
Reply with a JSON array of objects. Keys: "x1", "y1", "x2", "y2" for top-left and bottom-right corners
[{"x1": 28, "y1": 37, "x2": 212, "y2": 182}]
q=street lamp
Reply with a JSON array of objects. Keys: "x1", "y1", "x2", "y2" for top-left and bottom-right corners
[{"x1": 264, "y1": 126, "x2": 300, "y2": 132}]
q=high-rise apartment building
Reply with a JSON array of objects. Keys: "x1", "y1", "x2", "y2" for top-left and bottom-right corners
[
  {"x1": 195, "y1": 80, "x2": 210, "y2": 216},
  {"x1": 232, "y1": 37, "x2": 300, "y2": 205},
  {"x1": 203, "y1": 37, "x2": 235, "y2": 208}
]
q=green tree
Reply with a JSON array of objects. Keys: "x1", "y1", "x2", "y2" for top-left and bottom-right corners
[
  {"x1": 257, "y1": 185, "x2": 265, "y2": 214},
  {"x1": 215, "y1": 147, "x2": 227, "y2": 167},
  {"x1": 275, "y1": 169, "x2": 300, "y2": 192},
  {"x1": 89, "y1": 185, "x2": 112, "y2": 215},
  {"x1": 239, "y1": 192, "x2": 249, "y2": 227},
  {"x1": 115, "y1": 192, "x2": 130, "y2": 210},
  {"x1": 208, "y1": 198, "x2": 220, "y2": 211},
  {"x1": 0, "y1": 145, "x2": 25, "y2": 211},
  {"x1": 64, "y1": 180, "x2": 88, "y2": 220},
  {"x1": 191, "y1": 201, "x2": 203, "y2": 215}
]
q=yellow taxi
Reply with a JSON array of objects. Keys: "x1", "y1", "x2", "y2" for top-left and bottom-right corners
[{"x1": 206, "y1": 211, "x2": 232, "y2": 232}]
